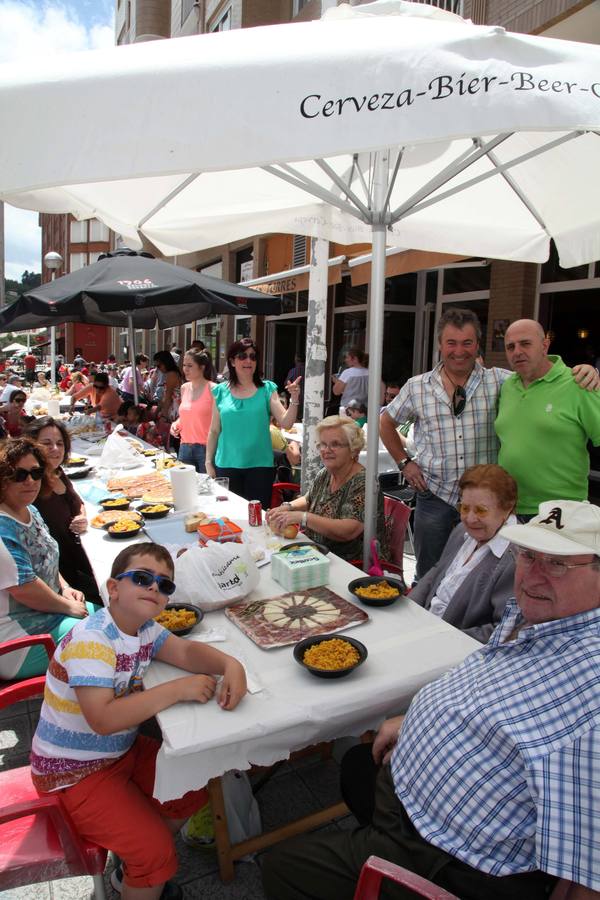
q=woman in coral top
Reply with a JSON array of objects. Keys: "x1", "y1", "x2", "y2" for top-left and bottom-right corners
[{"x1": 170, "y1": 349, "x2": 215, "y2": 473}]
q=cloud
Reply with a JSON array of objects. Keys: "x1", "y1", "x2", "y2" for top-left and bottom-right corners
[
  {"x1": 1, "y1": 1, "x2": 115, "y2": 278},
  {"x1": 3, "y1": 205, "x2": 41, "y2": 281}
]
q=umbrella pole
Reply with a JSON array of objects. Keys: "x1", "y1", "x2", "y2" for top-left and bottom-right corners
[
  {"x1": 127, "y1": 314, "x2": 138, "y2": 404},
  {"x1": 363, "y1": 151, "x2": 389, "y2": 571}
]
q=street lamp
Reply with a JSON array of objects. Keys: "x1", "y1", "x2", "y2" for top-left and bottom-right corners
[{"x1": 43, "y1": 251, "x2": 63, "y2": 390}]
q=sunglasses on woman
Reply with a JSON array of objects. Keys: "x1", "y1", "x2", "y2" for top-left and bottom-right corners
[
  {"x1": 115, "y1": 569, "x2": 177, "y2": 596},
  {"x1": 10, "y1": 466, "x2": 44, "y2": 483},
  {"x1": 235, "y1": 351, "x2": 257, "y2": 361},
  {"x1": 12, "y1": 397, "x2": 26, "y2": 405}
]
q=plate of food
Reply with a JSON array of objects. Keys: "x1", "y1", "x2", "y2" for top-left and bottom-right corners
[
  {"x1": 142, "y1": 448, "x2": 158, "y2": 457},
  {"x1": 64, "y1": 455, "x2": 88, "y2": 467},
  {"x1": 152, "y1": 457, "x2": 183, "y2": 470},
  {"x1": 135, "y1": 502, "x2": 173, "y2": 520},
  {"x1": 106, "y1": 472, "x2": 171, "y2": 500},
  {"x1": 154, "y1": 603, "x2": 203, "y2": 636},
  {"x1": 104, "y1": 519, "x2": 144, "y2": 539},
  {"x1": 90, "y1": 510, "x2": 143, "y2": 529},
  {"x1": 347, "y1": 576, "x2": 406, "y2": 608},
  {"x1": 100, "y1": 496, "x2": 131, "y2": 511},
  {"x1": 124, "y1": 438, "x2": 144, "y2": 453},
  {"x1": 293, "y1": 634, "x2": 367, "y2": 679}
]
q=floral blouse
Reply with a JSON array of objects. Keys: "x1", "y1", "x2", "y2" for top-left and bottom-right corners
[{"x1": 304, "y1": 467, "x2": 388, "y2": 562}]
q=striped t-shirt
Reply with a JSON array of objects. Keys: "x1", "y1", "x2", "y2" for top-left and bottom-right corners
[{"x1": 31, "y1": 607, "x2": 169, "y2": 792}]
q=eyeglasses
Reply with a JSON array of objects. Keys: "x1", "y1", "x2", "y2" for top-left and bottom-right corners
[
  {"x1": 452, "y1": 386, "x2": 466, "y2": 417},
  {"x1": 12, "y1": 398, "x2": 26, "y2": 405},
  {"x1": 511, "y1": 547, "x2": 598, "y2": 579},
  {"x1": 115, "y1": 569, "x2": 176, "y2": 596},
  {"x1": 235, "y1": 351, "x2": 257, "y2": 361},
  {"x1": 457, "y1": 502, "x2": 490, "y2": 517},
  {"x1": 317, "y1": 440, "x2": 349, "y2": 451},
  {"x1": 10, "y1": 466, "x2": 44, "y2": 483}
]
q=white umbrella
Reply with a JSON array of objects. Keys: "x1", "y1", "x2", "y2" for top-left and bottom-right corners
[
  {"x1": 1, "y1": 0, "x2": 600, "y2": 564},
  {"x1": 1, "y1": 342, "x2": 29, "y2": 354}
]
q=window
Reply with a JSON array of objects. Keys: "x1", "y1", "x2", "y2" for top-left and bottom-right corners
[
  {"x1": 235, "y1": 316, "x2": 251, "y2": 340},
  {"x1": 89, "y1": 220, "x2": 109, "y2": 242},
  {"x1": 292, "y1": 0, "x2": 311, "y2": 14},
  {"x1": 198, "y1": 260, "x2": 223, "y2": 278},
  {"x1": 89, "y1": 252, "x2": 102, "y2": 265},
  {"x1": 70, "y1": 253, "x2": 87, "y2": 272},
  {"x1": 292, "y1": 235, "x2": 307, "y2": 268},
  {"x1": 182, "y1": 0, "x2": 196, "y2": 24},
  {"x1": 185, "y1": 324, "x2": 193, "y2": 349},
  {"x1": 70, "y1": 221, "x2": 87, "y2": 243},
  {"x1": 210, "y1": 6, "x2": 231, "y2": 31}
]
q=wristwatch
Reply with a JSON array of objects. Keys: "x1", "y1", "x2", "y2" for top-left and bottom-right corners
[{"x1": 397, "y1": 458, "x2": 412, "y2": 472}]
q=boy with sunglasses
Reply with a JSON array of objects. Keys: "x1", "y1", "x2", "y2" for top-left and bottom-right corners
[{"x1": 31, "y1": 542, "x2": 247, "y2": 900}]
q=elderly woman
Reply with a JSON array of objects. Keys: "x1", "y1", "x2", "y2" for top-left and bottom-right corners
[
  {"x1": 410, "y1": 464, "x2": 517, "y2": 643},
  {"x1": 24, "y1": 417, "x2": 100, "y2": 604},
  {"x1": 266, "y1": 415, "x2": 387, "y2": 562},
  {"x1": 206, "y1": 338, "x2": 302, "y2": 507},
  {"x1": 0, "y1": 438, "x2": 95, "y2": 680}
]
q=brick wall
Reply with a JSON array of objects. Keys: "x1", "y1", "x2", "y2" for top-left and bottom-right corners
[{"x1": 485, "y1": 260, "x2": 538, "y2": 365}]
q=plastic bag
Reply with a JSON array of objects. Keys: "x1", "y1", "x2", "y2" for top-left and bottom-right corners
[
  {"x1": 222, "y1": 770, "x2": 262, "y2": 845},
  {"x1": 173, "y1": 541, "x2": 259, "y2": 611},
  {"x1": 98, "y1": 426, "x2": 141, "y2": 469}
]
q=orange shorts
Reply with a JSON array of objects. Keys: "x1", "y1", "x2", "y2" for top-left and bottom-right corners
[{"x1": 59, "y1": 735, "x2": 207, "y2": 889}]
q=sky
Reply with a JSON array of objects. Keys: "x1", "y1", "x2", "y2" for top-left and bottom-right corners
[{"x1": 1, "y1": 0, "x2": 115, "y2": 280}]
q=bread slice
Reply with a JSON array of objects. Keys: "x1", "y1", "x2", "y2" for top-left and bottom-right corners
[{"x1": 185, "y1": 511, "x2": 209, "y2": 533}]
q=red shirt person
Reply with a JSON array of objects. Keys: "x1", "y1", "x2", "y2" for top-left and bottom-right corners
[{"x1": 24, "y1": 352, "x2": 37, "y2": 383}]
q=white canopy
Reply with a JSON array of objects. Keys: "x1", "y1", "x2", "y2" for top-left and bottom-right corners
[
  {"x1": 1, "y1": 2, "x2": 600, "y2": 266},
  {"x1": 1, "y1": 342, "x2": 29, "y2": 353}
]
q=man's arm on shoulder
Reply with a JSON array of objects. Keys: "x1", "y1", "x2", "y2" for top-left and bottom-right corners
[{"x1": 571, "y1": 364, "x2": 600, "y2": 391}]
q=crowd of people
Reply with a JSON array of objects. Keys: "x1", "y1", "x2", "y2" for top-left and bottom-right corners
[{"x1": 0, "y1": 312, "x2": 599, "y2": 900}]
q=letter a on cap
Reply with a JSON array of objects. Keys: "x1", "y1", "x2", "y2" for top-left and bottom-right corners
[{"x1": 538, "y1": 507, "x2": 565, "y2": 530}]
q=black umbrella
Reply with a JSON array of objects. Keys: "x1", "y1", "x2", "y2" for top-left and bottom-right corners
[{"x1": 0, "y1": 248, "x2": 281, "y2": 401}]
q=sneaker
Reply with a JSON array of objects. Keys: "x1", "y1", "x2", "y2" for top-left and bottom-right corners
[
  {"x1": 181, "y1": 802, "x2": 215, "y2": 850},
  {"x1": 110, "y1": 865, "x2": 182, "y2": 900}
]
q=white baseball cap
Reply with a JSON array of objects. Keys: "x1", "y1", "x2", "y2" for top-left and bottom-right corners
[{"x1": 500, "y1": 500, "x2": 600, "y2": 556}]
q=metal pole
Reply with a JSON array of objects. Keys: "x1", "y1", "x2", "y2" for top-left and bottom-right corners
[
  {"x1": 50, "y1": 321, "x2": 56, "y2": 390},
  {"x1": 363, "y1": 151, "x2": 389, "y2": 570},
  {"x1": 127, "y1": 313, "x2": 139, "y2": 403},
  {"x1": 301, "y1": 237, "x2": 328, "y2": 493}
]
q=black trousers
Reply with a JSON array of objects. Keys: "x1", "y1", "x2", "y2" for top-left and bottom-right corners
[
  {"x1": 215, "y1": 465, "x2": 274, "y2": 509},
  {"x1": 262, "y1": 744, "x2": 557, "y2": 900}
]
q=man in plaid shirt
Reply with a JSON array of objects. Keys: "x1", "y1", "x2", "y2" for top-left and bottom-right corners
[
  {"x1": 380, "y1": 309, "x2": 598, "y2": 580},
  {"x1": 263, "y1": 500, "x2": 600, "y2": 900}
]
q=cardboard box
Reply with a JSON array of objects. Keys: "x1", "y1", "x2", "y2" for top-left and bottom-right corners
[{"x1": 271, "y1": 544, "x2": 329, "y2": 591}]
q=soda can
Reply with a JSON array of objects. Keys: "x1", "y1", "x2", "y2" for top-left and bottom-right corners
[{"x1": 248, "y1": 500, "x2": 263, "y2": 527}]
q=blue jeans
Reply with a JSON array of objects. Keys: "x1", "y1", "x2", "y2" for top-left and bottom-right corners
[
  {"x1": 178, "y1": 442, "x2": 206, "y2": 473},
  {"x1": 413, "y1": 489, "x2": 460, "y2": 582}
]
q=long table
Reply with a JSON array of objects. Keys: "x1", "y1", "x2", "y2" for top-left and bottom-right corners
[{"x1": 78, "y1": 461, "x2": 478, "y2": 879}]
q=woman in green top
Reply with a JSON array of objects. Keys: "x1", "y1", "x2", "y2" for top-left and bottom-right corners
[{"x1": 206, "y1": 338, "x2": 302, "y2": 507}]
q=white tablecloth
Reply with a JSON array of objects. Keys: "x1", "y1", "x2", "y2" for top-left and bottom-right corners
[{"x1": 79, "y1": 469, "x2": 478, "y2": 802}]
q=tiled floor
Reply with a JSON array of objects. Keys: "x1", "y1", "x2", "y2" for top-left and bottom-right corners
[{"x1": 0, "y1": 551, "x2": 416, "y2": 900}]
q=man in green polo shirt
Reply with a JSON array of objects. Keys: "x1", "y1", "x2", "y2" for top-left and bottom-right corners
[{"x1": 496, "y1": 319, "x2": 600, "y2": 518}]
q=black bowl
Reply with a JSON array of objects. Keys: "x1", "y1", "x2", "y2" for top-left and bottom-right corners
[
  {"x1": 67, "y1": 465, "x2": 94, "y2": 480},
  {"x1": 100, "y1": 496, "x2": 131, "y2": 511},
  {"x1": 103, "y1": 521, "x2": 143, "y2": 539},
  {"x1": 135, "y1": 502, "x2": 174, "y2": 520},
  {"x1": 281, "y1": 540, "x2": 330, "y2": 556},
  {"x1": 293, "y1": 634, "x2": 367, "y2": 679},
  {"x1": 155, "y1": 602, "x2": 204, "y2": 636},
  {"x1": 348, "y1": 575, "x2": 406, "y2": 608}
]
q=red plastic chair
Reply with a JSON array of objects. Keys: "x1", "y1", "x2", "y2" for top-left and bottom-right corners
[
  {"x1": 270, "y1": 481, "x2": 301, "y2": 509},
  {"x1": 0, "y1": 636, "x2": 108, "y2": 898},
  {"x1": 353, "y1": 856, "x2": 460, "y2": 899},
  {"x1": 383, "y1": 496, "x2": 413, "y2": 578},
  {"x1": 0, "y1": 634, "x2": 55, "y2": 705}
]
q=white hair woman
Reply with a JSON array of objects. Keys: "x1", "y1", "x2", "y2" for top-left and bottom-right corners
[{"x1": 266, "y1": 415, "x2": 388, "y2": 562}]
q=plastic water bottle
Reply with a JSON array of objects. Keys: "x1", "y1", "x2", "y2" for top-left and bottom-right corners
[{"x1": 95, "y1": 411, "x2": 103, "y2": 431}]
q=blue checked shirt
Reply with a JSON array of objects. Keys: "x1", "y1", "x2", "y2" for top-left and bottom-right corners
[
  {"x1": 385, "y1": 362, "x2": 510, "y2": 506},
  {"x1": 390, "y1": 599, "x2": 600, "y2": 889}
]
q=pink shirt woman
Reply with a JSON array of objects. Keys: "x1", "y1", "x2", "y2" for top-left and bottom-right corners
[{"x1": 170, "y1": 350, "x2": 215, "y2": 473}]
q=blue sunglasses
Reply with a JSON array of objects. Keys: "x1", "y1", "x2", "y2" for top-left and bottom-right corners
[{"x1": 115, "y1": 569, "x2": 176, "y2": 596}]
